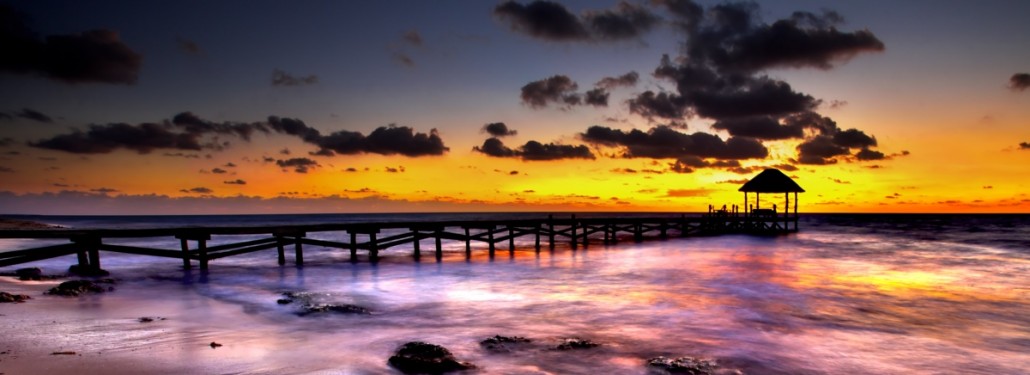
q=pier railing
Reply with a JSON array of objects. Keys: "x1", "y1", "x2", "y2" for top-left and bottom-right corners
[{"x1": 0, "y1": 213, "x2": 798, "y2": 271}]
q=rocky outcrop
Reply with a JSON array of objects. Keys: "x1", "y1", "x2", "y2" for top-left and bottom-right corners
[
  {"x1": 388, "y1": 341, "x2": 475, "y2": 374},
  {"x1": 554, "y1": 337, "x2": 600, "y2": 350},
  {"x1": 45, "y1": 279, "x2": 115, "y2": 296},
  {"x1": 0, "y1": 291, "x2": 31, "y2": 303},
  {"x1": 479, "y1": 335, "x2": 532, "y2": 353},
  {"x1": 277, "y1": 291, "x2": 372, "y2": 316},
  {"x1": 646, "y1": 356, "x2": 718, "y2": 374}
]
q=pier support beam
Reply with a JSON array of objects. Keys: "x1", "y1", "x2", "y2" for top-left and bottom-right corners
[
  {"x1": 175, "y1": 233, "x2": 210, "y2": 270},
  {"x1": 435, "y1": 230, "x2": 443, "y2": 261}
]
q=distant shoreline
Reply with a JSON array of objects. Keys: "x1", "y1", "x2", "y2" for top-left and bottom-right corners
[{"x1": 0, "y1": 218, "x2": 64, "y2": 230}]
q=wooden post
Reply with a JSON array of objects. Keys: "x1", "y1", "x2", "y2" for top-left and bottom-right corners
[
  {"x1": 464, "y1": 227, "x2": 471, "y2": 258},
  {"x1": 435, "y1": 230, "x2": 443, "y2": 261},
  {"x1": 603, "y1": 223, "x2": 610, "y2": 244},
  {"x1": 294, "y1": 236, "x2": 303, "y2": 266},
  {"x1": 660, "y1": 221, "x2": 668, "y2": 238},
  {"x1": 350, "y1": 232, "x2": 358, "y2": 262},
  {"x1": 744, "y1": 192, "x2": 748, "y2": 216},
  {"x1": 634, "y1": 223, "x2": 643, "y2": 243},
  {"x1": 180, "y1": 238, "x2": 191, "y2": 269},
  {"x1": 275, "y1": 236, "x2": 286, "y2": 265},
  {"x1": 548, "y1": 215, "x2": 555, "y2": 249},
  {"x1": 611, "y1": 224, "x2": 618, "y2": 244},
  {"x1": 508, "y1": 227, "x2": 515, "y2": 253},
  {"x1": 794, "y1": 191, "x2": 799, "y2": 231},
  {"x1": 570, "y1": 215, "x2": 578, "y2": 249},
  {"x1": 534, "y1": 223, "x2": 541, "y2": 252},
  {"x1": 488, "y1": 229, "x2": 495, "y2": 257},
  {"x1": 412, "y1": 230, "x2": 421, "y2": 259},
  {"x1": 784, "y1": 192, "x2": 789, "y2": 233},
  {"x1": 369, "y1": 233, "x2": 379, "y2": 262},
  {"x1": 198, "y1": 239, "x2": 208, "y2": 270}
]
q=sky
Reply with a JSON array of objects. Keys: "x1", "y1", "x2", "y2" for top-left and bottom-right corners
[{"x1": 0, "y1": 0, "x2": 1028, "y2": 215}]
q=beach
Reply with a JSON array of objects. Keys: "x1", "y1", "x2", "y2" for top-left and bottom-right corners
[{"x1": 1, "y1": 214, "x2": 1029, "y2": 374}]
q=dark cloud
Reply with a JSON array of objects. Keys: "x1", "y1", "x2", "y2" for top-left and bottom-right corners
[
  {"x1": 385, "y1": 166, "x2": 405, "y2": 173},
  {"x1": 1019, "y1": 142, "x2": 1030, "y2": 150},
  {"x1": 31, "y1": 122, "x2": 202, "y2": 154},
  {"x1": 0, "y1": 166, "x2": 13, "y2": 173},
  {"x1": 10, "y1": 108, "x2": 53, "y2": 123},
  {"x1": 224, "y1": 179, "x2": 246, "y2": 185},
  {"x1": 521, "y1": 75, "x2": 581, "y2": 108},
  {"x1": 224, "y1": 162, "x2": 236, "y2": 167},
  {"x1": 494, "y1": 1, "x2": 588, "y2": 41},
  {"x1": 495, "y1": 1, "x2": 659, "y2": 42},
  {"x1": 1009, "y1": 73, "x2": 1030, "y2": 91},
  {"x1": 631, "y1": 1, "x2": 887, "y2": 165},
  {"x1": 584, "y1": 88, "x2": 609, "y2": 107},
  {"x1": 473, "y1": 138, "x2": 594, "y2": 161},
  {"x1": 402, "y1": 30, "x2": 423, "y2": 46},
  {"x1": 276, "y1": 158, "x2": 318, "y2": 173},
  {"x1": 176, "y1": 37, "x2": 201, "y2": 55},
  {"x1": 211, "y1": 167, "x2": 228, "y2": 174},
  {"x1": 711, "y1": 116, "x2": 802, "y2": 140},
  {"x1": 90, "y1": 187, "x2": 118, "y2": 194},
  {"x1": 0, "y1": 137, "x2": 14, "y2": 147},
  {"x1": 482, "y1": 122, "x2": 517, "y2": 137},
  {"x1": 583, "y1": 1, "x2": 660, "y2": 41},
  {"x1": 581, "y1": 125, "x2": 768, "y2": 160},
  {"x1": 180, "y1": 187, "x2": 213, "y2": 194},
  {"x1": 595, "y1": 71, "x2": 639, "y2": 89},
  {"x1": 271, "y1": 69, "x2": 318, "y2": 86},
  {"x1": 855, "y1": 147, "x2": 885, "y2": 161},
  {"x1": 668, "y1": 156, "x2": 743, "y2": 173},
  {"x1": 0, "y1": 4, "x2": 142, "y2": 84},
  {"x1": 173, "y1": 111, "x2": 267, "y2": 141},
  {"x1": 316, "y1": 126, "x2": 449, "y2": 157}
]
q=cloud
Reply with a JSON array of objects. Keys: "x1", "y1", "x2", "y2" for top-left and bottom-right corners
[
  {"x1": 4, "y1": 108, "x2": 54, "y2": 123},
  {"x1": 0, "y1": 166, "x2": 13, "y2": 173},
  {"x1": 630, "y1": 1, "x2": 887, "y2": 165},
  {"x1": 0, "y1": 4, "x2": 142, "y2": 84},
  {"x1": 473, "y1": 138, "x2": 594, "y2": 161},
  {"x1": 176, "y1": 37, "x2": 202, "y2": 55},
  {"x1": 494, "y1": 1, "x2": 589, "y2": 41},
  {"x1": 180, "y1": 187, "x2": 213, "y2": 194},
  {"x1": 581, "y1": 125, "x2": 768, "y2": 160},
  {"x1": 595, "y1": 71, "x2": 639, "y2": 89},
  {"x1": 582, "y1": 1, "x2": 661, "y2": 41},
  {"x1": 584, "y1": 88, "x2": 609, "y2": 107},
  {"x1": 393, "y1": 52, "x2": 415, "y2": 67},
  {"x1": 482, "y1": 122, "x2": 517, "y2": 137},
  {"x1": 276, "y1": 157, "x2": 319, "y2": 173},
  {"x1": 855, "y1": 147, "x2": 885, "y2": 161},
  {"x1": 1020, "y1": 142, "x2": 1030, "y2": 150},
  {"x1": 521, "y1": 75, "x2": 582, "y2": 108},
  {"x1": 31, "y1": 122, "x2": 204, "y2": 154},
  {"x1": 90, "y1": 187, "x2": 118, "y2": 194},
  {"x1": 402, "y1": 30, "x2": 423, "y2": 46},
  {"x1": 666, "y1": 188, "x2": 712, "y2": 197},
  {"x1": 211, "y1": 167, "x2": 228, "y2": 174},
  {"x1": 224, "y1": 179, "x2": 246, "y2": 185},
  {"x1": 1010, "y1": 73, "x2": 1030, "y2": 91},
  {"x1": 271, "y1": 69, "x2": 318, "y2": 86},
  {"x1": 494, "y1": 1, "x2": 659, "y2": 42},
  {"x1": 315, "y1": 125, "x2": 449, "y2": 157}
]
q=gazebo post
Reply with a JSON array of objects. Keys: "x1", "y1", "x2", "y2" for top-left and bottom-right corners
[
  {"x1": 784, "y1": 192, "x2": 789, "y2": 232},
  {"x1": 744, "y1": 192, "x2": 748, "y2": 216},
  {"x1": 794, "y1": 191, "x2": 799, "y2": 230}
]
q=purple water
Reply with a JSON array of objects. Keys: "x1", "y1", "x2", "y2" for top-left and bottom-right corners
[{"x1": 1, "y1": 214, "x2": 1028, "y2": 374}]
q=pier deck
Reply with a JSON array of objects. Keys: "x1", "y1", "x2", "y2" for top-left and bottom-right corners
[{"x1": 0, "y1": 213, "x2": 798, "y2": 271}]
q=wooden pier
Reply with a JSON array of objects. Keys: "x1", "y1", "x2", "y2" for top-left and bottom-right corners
[{"x1": 0, "y1": 213, "x2": 799, "y2": 272}]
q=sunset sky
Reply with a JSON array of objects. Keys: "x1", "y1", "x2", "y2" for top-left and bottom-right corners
[{"x1": 1, "y1": 0, "x2": 1028, "y2": 215}]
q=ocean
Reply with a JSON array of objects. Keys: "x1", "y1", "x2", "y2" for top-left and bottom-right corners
[{"x1": 1, "y1": 213, "x2": 1028, "y2": 374}]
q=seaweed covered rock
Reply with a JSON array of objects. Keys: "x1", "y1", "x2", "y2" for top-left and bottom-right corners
[
  {"x1": 45, "y1": 279, "x2": 115, "y2": 296},
  {"x1": 298, "y1": 303, "x2": 372, "y2": 316},
  {"x1": 67, "y1": 265, "x2": 110, "y2": 277},
  {"x1": 0, "y1": 291, "x2": 31, "y2": 303},
  {"x1": 388, "y1": 341, "x2": 475, "y2": 374},
  {"x1": 479, "y1": 335, "x2": 532, "y2": 353},
  {"x1": 15, "y1": 267, "x2": 43, "y2": 280},
  {"x1": 646, "y1": 356, "x2": 717, "y2": 374},
  {"x1": 554, "y1": 337, "x2": 600, "y2": 350},
  {"x1": 279, "y1": 291, "x2": 372, "y2": 316}
]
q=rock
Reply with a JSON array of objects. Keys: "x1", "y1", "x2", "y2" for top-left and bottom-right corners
[
  {"x1": 45, "y1": 279, "x2": 115, "y2": 296},
  {"x1": 388, "y1": 341, "x2": 475, "y2": 374},
  {"x1": 67, "y1": 265, "x2": 110, "y2": 277},
  {"x1": 50, "y1": 351, "x2": 77, "y2": 355},
  {"x1": 646, "y1": 356, "x2": 717, "y2": 375},
  {"x1": 15, "y1": 267, "x2": 43, "y2": 281},
  {"x1": 209, "y1": 342, "x2": 223, "y2": 348},
  {"x1": 276, "y1": 298, "x2": 293, "y2": 305},
  {"x1": 554, "y1": 337, "x2": 600, "y2": 350},
  {"x1": 0, "y1": 291, "x2": 31, "y2": 303},
  {"x1": 297, "y1": 303, "x2": 372, "y2": 316},
  {"x1": 479, "y1": 335, "x2": 532, "y2": 353}
]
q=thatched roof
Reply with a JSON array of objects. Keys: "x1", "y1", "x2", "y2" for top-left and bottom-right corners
[{"x1": 738, "y1": 169, "x2": 805, "y2": 193}]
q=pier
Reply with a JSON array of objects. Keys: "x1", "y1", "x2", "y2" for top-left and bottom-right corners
[{"x1": 0, "y1": 212, "x2": 799, "y2": 272}]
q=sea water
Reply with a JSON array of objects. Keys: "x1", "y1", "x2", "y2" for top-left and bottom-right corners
[{"x1": 1, "y1": 214, "x2": 1027, "y2": 374}]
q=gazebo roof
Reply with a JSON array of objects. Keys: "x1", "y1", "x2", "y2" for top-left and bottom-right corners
[{"x1": 738, "y1": 169, "x2": 805, "y2": 193}]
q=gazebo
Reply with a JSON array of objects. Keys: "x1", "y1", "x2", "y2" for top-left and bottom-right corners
[{"x1": 739, "y1": 169, "x2": 805, "y2": 231}]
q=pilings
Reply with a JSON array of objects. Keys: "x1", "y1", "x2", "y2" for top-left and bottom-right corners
[{"x1": 0, "y1": 213, "x2": 798, "y2": 270}]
